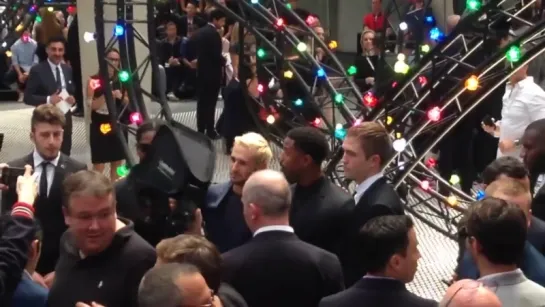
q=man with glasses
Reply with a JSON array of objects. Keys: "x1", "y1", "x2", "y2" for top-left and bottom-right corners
[
  {"x1": 440, "y1": 279, "x2": 501, "y2": 307},
  {"x1": 47, "y1": 170, "x2": 156, "y2": 307},
  {"x1": 463, "y1": 197, "x2": 545, "y2": 306},
  {"x1": 139, "y1": 263, "x2": 215, "y2": 307}
]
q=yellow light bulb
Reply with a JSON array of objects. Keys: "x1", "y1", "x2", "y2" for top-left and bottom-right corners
[
  {"x1": 395, "y1": 132, "x2": 402, "y2": 139},
  {"x1": 47, "y1": 7, "x2": 54, "y2": 12},
  {"x1": 283, "y1": 70, "x2": 293, "y2": 79},
  {"x1": 465, "y1": 75, "x2": 479, "y2": 91},
  {"x1": 447, "y1": 195, "x2": 458, "y2": 206},
  {"x1": 328, "y1": 40, "x2": 338, "y2": 49},
  {"x1": 100, "y1": 123, "x2": 112, "y2": 135},
  {"x1": 5, "y1": 51, "x2": 12, "y2": 57},
  {"x1": 15, "y1": 24, "x2": 23, "y2": 32},
  {"x1": 386, "y1": 116, "x2": 393, "y2": 125}
]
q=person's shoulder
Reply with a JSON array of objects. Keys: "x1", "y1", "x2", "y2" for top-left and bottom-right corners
[{"x1": 61, "y1": 154, "x2": 87, "y2": 171}]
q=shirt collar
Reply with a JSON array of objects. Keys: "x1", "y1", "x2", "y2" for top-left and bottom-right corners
[
  {"x1": 507, "y1": 76, "x2": 534, "y2": 89},
  {"x1": 253, "y1": 225, "x2": 294, "y2": 237},
  {"x1": 478, "y1": 268, "x2": 523, "y2": 283},
  {"x1": 354, "y1": 172, "x2": 383, "y2": 204},
  {"x1": 47, "y1": 58, "x2": 61, "y2": 70},
  {"x1": 33, "y1": 150, "x2": 60, "y2": 168}
]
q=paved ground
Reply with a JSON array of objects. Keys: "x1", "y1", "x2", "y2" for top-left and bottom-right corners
[{"x1": 0, "y1": 100, "x2": 457, "y2": 301}]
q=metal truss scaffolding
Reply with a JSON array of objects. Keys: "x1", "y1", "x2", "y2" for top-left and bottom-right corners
[
  {"x1": 213, "y1": 0, "x2": 545, "y2": 239},
  {"x1": 94, "y1": 0, "x2": 174, "y2": 168}
]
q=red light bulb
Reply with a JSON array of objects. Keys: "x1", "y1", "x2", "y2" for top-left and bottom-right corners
[
  {"x1": 257, "y1": 84, "x2": 264, "y2": 93},
  {"x1": 312, "y1": 118, "x2": 321, "y2": 126},
  {"x1": 418, "y1": 75, "x2": 428, "y2": 86},
  {"x1": 420, "y1": 180, "x2": 430, "y2": 190},
  {"x1": 275, "y1": 18, "x2": 285, "y2": 28},
  {"x1": 427, "y1": 106, "x2": 441, "y2": 122},
  {"x1": 306, "y1": 15, "x2": 317, "y2": 26},
  {"x1": 425, "y1": 158, "x2": 437, "y2": 168},
  {"x1": 21, "y1": 34, "x2": 29, "y2": 43},
  {"x1": 129, "y1": 112, "x2": 143, "y2": 125},
  {"x1": 363, "y1": 92, "x2": 378, "y2": 107}
]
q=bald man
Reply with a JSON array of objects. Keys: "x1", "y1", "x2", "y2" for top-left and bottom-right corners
[
  {"x1": 222, "y1": 170, "x2": 344, "y2": 307},
  {"x1": 457, "y1": 178, "x2": 545, "y2": 286},
  {"x1": 440, "y1": 279, "x2": 501, "y2": 307}
]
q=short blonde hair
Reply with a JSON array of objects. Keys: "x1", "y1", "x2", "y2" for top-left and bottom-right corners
[{"x1": 234, "y1": 132, "x2": 273, "y2": 166}]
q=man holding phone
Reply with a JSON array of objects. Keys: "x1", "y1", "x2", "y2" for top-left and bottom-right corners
[
  {"x1": 1, "y1": 104, "x2": 87, "y2": 276},
  {"x1": 482, "y1": 61, "x2": 545, "y2": 159}
]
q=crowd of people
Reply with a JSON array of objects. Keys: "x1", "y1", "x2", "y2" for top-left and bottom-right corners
[{"x1": 3, "y1": 0, "x2": 545, "y2": 306}]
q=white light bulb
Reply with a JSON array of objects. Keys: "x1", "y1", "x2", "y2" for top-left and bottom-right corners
[
  {"x1": 1, "y1": 42, "x2": 6, "y2": 48},
  {"x1": 83, "y1": 32, "x2": 95, "y2": 43},
  {"x1": 268, "y1": 78, "x2": 275, "y2": 88},
  {"x1": 399, "y1": 22, "x2": 408, "y2": 31},
  {"x1": 397, "y1": 53, "x2": 406, "y2": 62},
  {"x1": 393, "y1": 138, "x2": 407, "y2": 152}
]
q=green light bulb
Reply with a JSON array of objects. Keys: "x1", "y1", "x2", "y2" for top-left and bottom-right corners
[
  {"x1": 466, "y1": 0, "x2": 481, "y2": 11},
  {"x1": 347, "y1": 65, "x2": 357, "y2": 76},
  {"x1": 506, "y1": 46, "x2": 521, "y2": 62},
  {"x1": 116, "y1": 165, "x2": 130, "y2": 177},
  {"x1": 257, "y1": 48, "x2": 265, "y2": 58},
  {"x1": 118, "y1": 71, "x2": 130, "y2": 82}
]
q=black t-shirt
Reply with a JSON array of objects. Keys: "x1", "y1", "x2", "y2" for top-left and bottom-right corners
[{"x1": 47, "y1": 220, "x2": 156, "y2": 307}]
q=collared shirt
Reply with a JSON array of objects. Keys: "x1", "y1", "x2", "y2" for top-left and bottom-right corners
[
  {"x1": 478, "y1": 268, "x2": 522, "y2": 283},
  {"x1": 253, "y1": 225, "x2": 294, "y2": 237},
  {"x1": 499, "y1": 76, "x2": 545, "y2": 159},
  {"x1": 33, "y1": 150, "x2": 60, "y2": 197},
  {"x1": 48, "y1": 59, "x2": 67, "y2": 89},
  {"x1": 354, "y1": 172, "x2": 384, "y2": 204},
  {"x1": 11, "y1": 38, "x2": 38, "y2": 71}
]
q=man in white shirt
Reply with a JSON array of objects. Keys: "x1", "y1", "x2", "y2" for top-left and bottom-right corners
[{"x1": 483, "y1": 63, "x2": 545, "y2": 159}]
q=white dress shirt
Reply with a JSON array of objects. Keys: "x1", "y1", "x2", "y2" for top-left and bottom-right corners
[
  {"x1": 46, "y1": 59, "x2": 67, "y2": 105},
  {"x1": 498, "y1": 76, "x2": 545, "y2": 159},
  {"x1": 253, "y1": 225, "x2": 294, "y2": 237},
  {"x1": 33, "y1": 150, "x2": 60, "y2": 197},
  {"x1": 354, "y1": 172, "x2": 384, "y2": 204}
]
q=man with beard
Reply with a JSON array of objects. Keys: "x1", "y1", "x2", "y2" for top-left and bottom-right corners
[
  {"x1": 279, "y1": 127, "x2": 354, "y2": 255},
  {"x1": 202, "y1": 132, "x2": 272, "y2": 253},
  {"x1": 521, "y1": 119, "x2": 545, "y2": 220}
]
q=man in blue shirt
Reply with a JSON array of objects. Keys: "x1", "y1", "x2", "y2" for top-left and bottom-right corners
[{"x1": 5, "y1": 30, "x2": 38, "y2": 101}]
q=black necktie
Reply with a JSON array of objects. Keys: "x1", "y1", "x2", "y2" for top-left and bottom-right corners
[
  {"x1": 55, "y1": 66, "x2": 62, "y2": 90},
  {"x1": 40, "y1": 162, "x2": 49, "y2": 198}
]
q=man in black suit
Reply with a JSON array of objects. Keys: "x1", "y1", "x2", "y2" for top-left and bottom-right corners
[
  {"x1": 521, "y1": 119, "x2": 545, "y2": 220},
  {"x1": 280, "y1": 127, "x2": 354, "y2": 255},
  {"x1": 0, "y1": 165, "x2": 39, "y2": 304},
  {"x1": 173, "y1": 1, "x2": 206, "y2": 37},
  {"x1": 320, "y1": 215, "x2": 436, "y2": 307},
  {"x1": 340, "y1": 121, "x2": 404, "y2": 286},
  {"x1": 222, "y1": 170, "x2": 344, "y2": 307},
  {"x1": 1, "y1": 105, "x2": 87, "y2": 275},
  {"x1": 24, "y1": 36, "x2": 76, "y2": 156},
  {"x1": 192, "y1": 9, "x2": 225, "y2": 138}
]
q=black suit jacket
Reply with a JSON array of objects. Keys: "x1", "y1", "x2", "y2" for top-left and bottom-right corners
[
  {"x1": 24, "y1": 61, "x2": 75, "y2": 107},
  {"x1": 1, "y1": 153, "x2": 86, "y2": 274},
  {"x1": 529, "y1": 216, "x2": 545, "y2": 255},
  {"x1": 290, "y1": 177, "x2": 355, "y2": 256},
  {"x1": 222, "y1": 231, "x2": 344, "y2": 307},
  {"x1": 532, "y1": 182, "x2": 545, "y2": 221},
  {"x1": 341, "y1": 177, "x2": 404, "y2": 286},
  {"x1": 193, "y1": 24, "x2": 224, "y2": 80},
  {"x1": 319, "y1": 278, "x2": 436, "y2": 307},
  {"x1": 0, "y1": 216, "x2": 36, "y2": 305},
  {"x1": 174, "y1": 14, "x2": 206, "y2": 37}
]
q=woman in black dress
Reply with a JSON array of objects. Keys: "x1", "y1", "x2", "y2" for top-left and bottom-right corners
[{"x1": 87, "y1": 48, "x2": 129, "y2": 181}]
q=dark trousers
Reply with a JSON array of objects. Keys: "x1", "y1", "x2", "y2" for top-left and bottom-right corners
[
  {"x1": 438, "y1": 126, "x2": 476, "y2": 193},
  {"x1": 61, "y1": 113, "x2": 73, "y2": 156},
  {"x1": 165, "y1": 65, "x2": 184, "y2": 93},
  {"x1": 196, "y1": 75, "x2": 221, "y2": 133},
  {"x1": 72, "y1": 62, "x2": 84, "y2": 111},
  {"x1": 4, "y1": 67, "x2": 27, "y2": 90}
]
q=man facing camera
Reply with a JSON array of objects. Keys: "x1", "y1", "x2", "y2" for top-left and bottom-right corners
[
  {"x1": 203, "y1": 132, "x2": 272, "y2": 253},
  {"x1": 1, "y1": 104, "x2": 86, "y2": 275},
  {"x1": 24, "y1": 36, "x2": 76, "y2": 156},
  {"x1": 47, "y1": 171, "x2": 156, "y2": 307},
  {"x1": 320, "y1": 215, "x2": 436, "y2": 307}
]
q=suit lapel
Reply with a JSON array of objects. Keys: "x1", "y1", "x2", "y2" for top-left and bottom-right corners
[
  {"x1": 51, "y1": 155, "x2": 67, "y2": 194},
  {"x1": 41, "y1": 62, "x2": 57, "y2": 93}
]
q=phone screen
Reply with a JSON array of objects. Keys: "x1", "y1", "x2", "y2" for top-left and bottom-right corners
[{"x1": 0, "y1": 167, "x2": 26, "y2": 187}]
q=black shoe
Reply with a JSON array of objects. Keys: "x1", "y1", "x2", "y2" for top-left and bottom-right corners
[{"x1": 206, "y1": 130, "x2": 220, "y2": 140}]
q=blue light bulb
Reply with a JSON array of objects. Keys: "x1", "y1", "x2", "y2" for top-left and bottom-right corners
[
  {"x1": 476, "y1": 190, "x2": 486, "y2": 200},
  {"x1": 114, "y1": 25, "x2": 125, "y2": 36},
  {"x1": 317, "y1": 68, "x2": 326, "y2": 78}
]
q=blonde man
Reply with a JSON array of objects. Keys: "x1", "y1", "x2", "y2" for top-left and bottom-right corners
[{"x1": 203, "y1": 132, "x2": 272, "y2": 253}]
